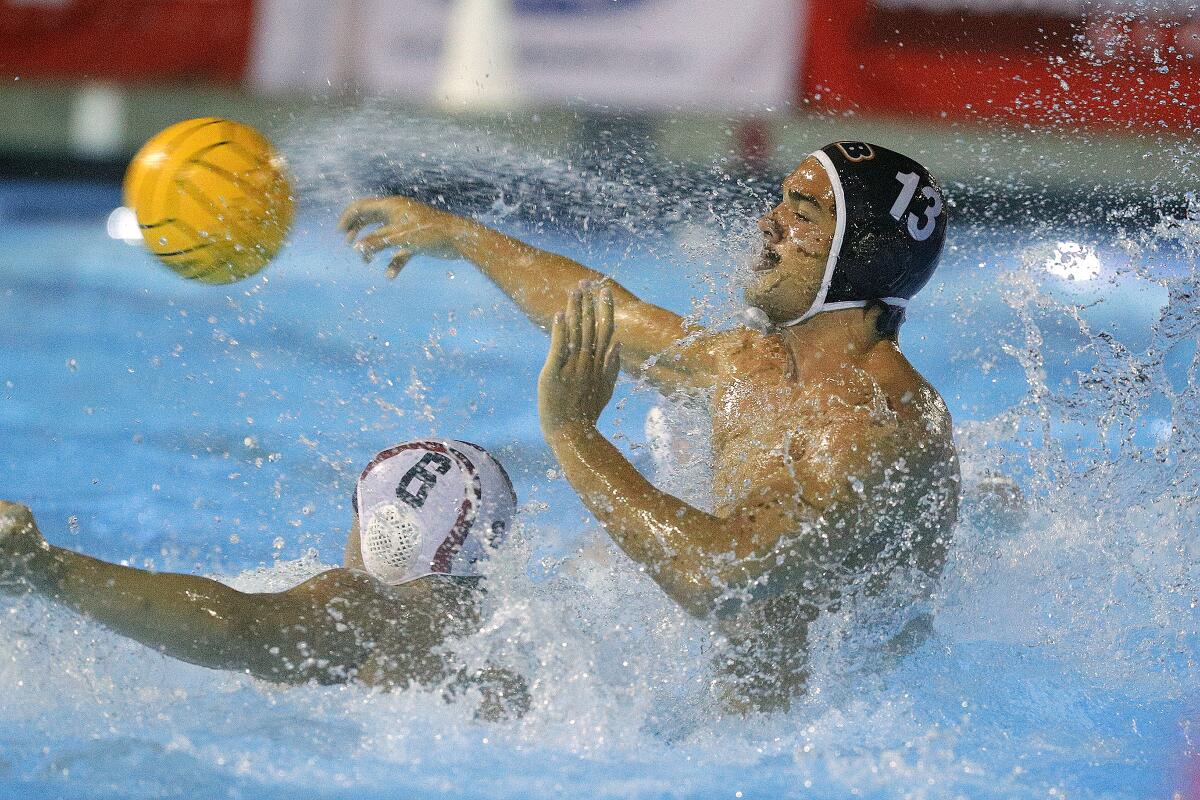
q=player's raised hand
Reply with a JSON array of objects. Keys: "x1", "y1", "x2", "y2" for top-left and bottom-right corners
[
  {"x1": 538, "y1": 283, "x2": 620, "y2": 436},
  {"x1": 339, "y1": 197, "x2": 474, "y2": 279}
]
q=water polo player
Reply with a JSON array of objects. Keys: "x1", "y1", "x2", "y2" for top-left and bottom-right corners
[
  {"x1": 342, "y1": 141, "x2": 960, "y2": 711},
  {"x1": 0, "y1": 441, "x2": 528, "y2": 719}
]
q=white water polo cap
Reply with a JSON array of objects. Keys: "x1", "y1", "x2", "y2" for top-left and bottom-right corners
[{"x1": 353, "y1": 440, "x2": 516, "y2": 585}]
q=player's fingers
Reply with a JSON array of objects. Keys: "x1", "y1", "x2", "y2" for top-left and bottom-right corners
[
  {"x1": 566, "y1": 289, "x2": 582, "y2": 357},
  {"x1": 354, "y1": 225, "x2": 420, "y2": 261},
  {"x1": 338, "y1": 198, "x2": 391, "y2": 238},
  {"x1": 352, "y1": 226, "x2": 396, "y2": 261},
  {"x1": 548, "y1": 312, "x2": 569, "y2": 370},
  {"x1": 385, "y1": 251, "x2": 413, "y2": 279},
  {"x1": 342, "y1": 198, "x2": 419, "y2": 245},
  {"x1": 337, "y1": 201, "x2": 369, "y2": 233},
  {"x1": 0, "y1": 502, "x2": 36, "y2": 554},
  {"x1": 604, "y1": 342, "x2": 621, "y2": 386},
  {"x1": 579, "y1": 286, "x2": 595, "y2": 359},
  {"x1": 0, "y1": 501, "x2": 33, "y2": 534},
  {"x1": 594, "y1": 288, "x2": 614, "y2": 368}
]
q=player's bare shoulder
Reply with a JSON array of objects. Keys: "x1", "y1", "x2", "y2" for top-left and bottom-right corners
[
  {"x1": 289, "y1": 569, "x2": 480, "y2": 623},
  {"x1": 868, "y1": 346, "x2": 955, "y2": 446},
  {"x1": 709, "y1": 325, "x2": 788, "y2": 379}
]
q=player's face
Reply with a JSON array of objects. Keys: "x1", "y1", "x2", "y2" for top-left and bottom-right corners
[{"x1": 745, "y1": 157, "x2": 837, "y2": 323}]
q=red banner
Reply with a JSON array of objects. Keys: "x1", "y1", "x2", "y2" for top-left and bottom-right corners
[
  {"x1": 0, "y1": 0, "x2": 253, "y2": 83},
  {"x1": 801, "y1": 0, "x2": 1200, "y2": 131}
]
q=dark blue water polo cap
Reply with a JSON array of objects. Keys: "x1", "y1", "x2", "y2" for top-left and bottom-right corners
[{"x1": 782, "y1": 141, "x2": 948, "y2": 328}]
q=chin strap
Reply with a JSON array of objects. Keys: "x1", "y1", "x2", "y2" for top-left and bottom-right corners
[{"x1": 777, "y1": 297, "x2": 909, "y2": 329}]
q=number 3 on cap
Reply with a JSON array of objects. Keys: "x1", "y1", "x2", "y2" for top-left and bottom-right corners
[{"x1": 889, "y1": 171, "x2": 943, "y2": 242}]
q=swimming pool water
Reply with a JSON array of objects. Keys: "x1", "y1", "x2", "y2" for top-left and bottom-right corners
[{"x1": 1, "y1": 174, "x2": 1197, "y2": 799}]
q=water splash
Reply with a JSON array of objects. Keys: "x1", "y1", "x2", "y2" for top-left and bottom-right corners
[{"x1": 2, "y1": 111, "x2": 1199, "y2": 797}]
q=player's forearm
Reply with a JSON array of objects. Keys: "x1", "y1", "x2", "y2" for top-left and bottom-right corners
[
  {"x1": 455, "y1": 221, "x2": 612, "y2": 328},
  {"x1": 454, "y1": 223, "x2": 691, "y2": 366},
  {"x1": 545, "y1": 422, "x2": 730, "y2": 615},
  {"x1": 32, "y1": 545, "x2": 263, "y2": 671},
  {"x1": 454, "y1": 220, "x2": 707, "y2": 392}
]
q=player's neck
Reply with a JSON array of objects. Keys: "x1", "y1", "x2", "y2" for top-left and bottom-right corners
[{"x1": 778, "y1": 308, "x2": 888, "y2": 379}]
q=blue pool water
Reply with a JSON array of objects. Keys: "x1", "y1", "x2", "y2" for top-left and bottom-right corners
[{"x1": 1, "y1": 158, "x2": 1198, "y2": 799}]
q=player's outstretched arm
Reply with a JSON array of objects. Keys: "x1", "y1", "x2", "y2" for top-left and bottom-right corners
[
  {"x1": 340, "y1": 197, "x2": 717, "y2": 392},
  {"x1": 537, "y1": 290, "x2": 805, "y2": 617},
  {"x1": 0, "y1": 501, "x2": 382, "y2": 684}
]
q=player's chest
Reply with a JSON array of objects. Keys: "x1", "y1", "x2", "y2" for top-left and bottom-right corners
[{"x1": 710, "y1": 373, "x2": 819, "y2": 449}]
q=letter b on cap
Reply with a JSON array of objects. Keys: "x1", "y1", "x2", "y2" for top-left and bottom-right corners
[{"x1": 834, "y1": 142, "x2": 875, "y2": 162}]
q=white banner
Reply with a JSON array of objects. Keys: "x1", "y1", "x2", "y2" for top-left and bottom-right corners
[{"x1": 250, "y1": 0, "x2": 805, "y2": 112}]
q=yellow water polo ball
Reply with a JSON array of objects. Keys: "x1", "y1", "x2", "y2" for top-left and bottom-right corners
[{"x1": 123, "y1": 118, "x2": 294, "y2": 284}]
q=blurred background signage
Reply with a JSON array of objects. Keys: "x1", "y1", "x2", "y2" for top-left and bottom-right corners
[{"x1": 2, "y1": 0, "x2": 1195, "y2": 128}]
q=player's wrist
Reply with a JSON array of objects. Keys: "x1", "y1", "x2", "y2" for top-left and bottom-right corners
[{"x1": 448, "y1": 217, "x2": 489, "y2": 255}]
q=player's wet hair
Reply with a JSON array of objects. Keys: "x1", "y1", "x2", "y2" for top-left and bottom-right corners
[{"x1": 781, "y1": 142, "x2": 948, "y2": 334}]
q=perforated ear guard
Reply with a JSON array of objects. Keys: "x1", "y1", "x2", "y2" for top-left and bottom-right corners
[
  {"x1": 360, "y1": 503, "x2": 422, "y2": 585},
  {"x1": 354, "y1": 439, "x2": 517, "y2": 584}
]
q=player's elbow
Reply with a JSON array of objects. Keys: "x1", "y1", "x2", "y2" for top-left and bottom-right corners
[
  {"x1": 651, "y1": 555, "x2": 730, "y2": 619},
  {"x1": 215, "y1": 607, "x2": 281, "y2": 675},
  {"x1": 659, "y1": 578, "x2": 717, "y2": 619},
  {"x1": 657, "y1": 521, "x2": 777, "y2": 618},
  {"x1": 221, "y1": 603, "x2": 317, "y2": 684},
  {"x1": 239, "y1": 595, "x2": 366, "y2": 685},
  {"x1": 157, "y1": 605, "x2": 261, "y2": 674}
]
